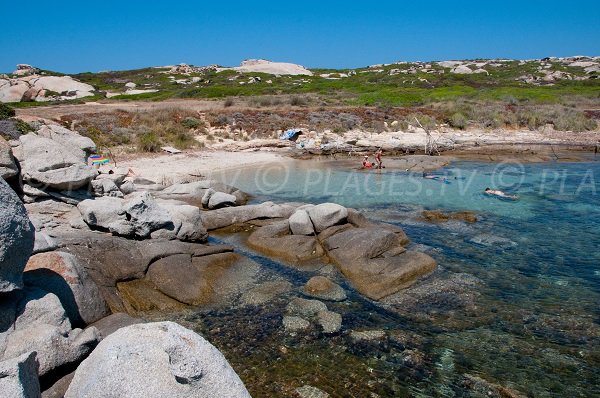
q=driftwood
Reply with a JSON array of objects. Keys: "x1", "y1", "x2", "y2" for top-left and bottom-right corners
[{"x1": 414, "y1": 117, "x2": 440, "y2": 156}]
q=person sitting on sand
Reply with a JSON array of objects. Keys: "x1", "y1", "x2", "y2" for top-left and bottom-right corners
[
  {"x1": 375, "y1": 148, "x2": 383, "y2": 169},
  {"x1": 484, "y1": 187, "x2": 518, "y2": 200},
  {"x1": 362, "y1": 155, "x2": 373, "y2": 169}
]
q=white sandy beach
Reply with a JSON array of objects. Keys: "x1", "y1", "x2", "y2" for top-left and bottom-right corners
[{"x1": 118, "y1": 150, "x2": 291, "y2": 184}]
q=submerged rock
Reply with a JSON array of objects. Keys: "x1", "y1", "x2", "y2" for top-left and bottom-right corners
[
  {"x1": 422, "y1": 210, "x2": 478, "y2": 223},
  {"x1": 286, "y1": 298, "x2": 328, "y2": 318},
  {"x1": 0, "y1": 178, "x2": 34, "y2": 293},
  {"x1": 316, "y1": 310, "x2": 342, "y2": 334},
  {"x1": 295, "y1": 385, "x2": 330, "y2": 398},
  {"x1": 65, "y1": 322, "x2": 251, "y2": 398},
  {"x1": 282, "y1": 316, "x2": 311, "y2": 333},
  {"x1": 301, "y1": 276, "x2": 346, "y2": 301},
  {"x1": 240, "y1": 280, "x2": 292, "y2": 306}
]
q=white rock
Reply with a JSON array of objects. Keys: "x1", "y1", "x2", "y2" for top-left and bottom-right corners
[
  {"x1": 65, "y1": 322, "x2": 251, "y2": 398},
  {"x1": 451, "y1": 65, "x2": 473, "y2": 74},
  {"x1": 306, "y1": 203, "x2": 348, "y2": 232},
  {"x1": 289, "y1": 209, "x2": 315, "y2": 235}
]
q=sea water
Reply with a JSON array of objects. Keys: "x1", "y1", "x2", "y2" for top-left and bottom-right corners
[{"x1": 177, "y1": 160, "x2": 600, "y2": 397}]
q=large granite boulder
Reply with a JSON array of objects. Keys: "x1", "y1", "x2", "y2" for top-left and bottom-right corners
[
  {"x1": 35, "y1": 124, "x2": 96, "y2": 154},
  {"x1": 120, "y1": 192, "x2": 172, "y2": 237},
  {"x1": 0, "y1": 136, "x2": 18, "y2": 180},
  {"x1": 208, "y1": 191, "x2": 237, "y2": 209},
  {"x1": 0, "y1": 287, "x2": 99, "y2": 377},
  {"x1": 77, "y1": 196, "x2": 124, "y2": 229},
  {"x1": 323, "y1": 227, "x2": 436, "y2": 300},
  {"x1": 24, "y1": 251, "x2": 110, "y2": 327},
  {"x1": 65, "y1": 322, "x2": 251, "y2": 398},
  {"x1": 18, "y1": 133, "x2": 97, "y2": 191},
  {"x1": 151, "y1": 202, "x2": 207, "y2": 242},
  {"x1": 289, "y1": 209, "x2": 315, "y2": 235},
  {"x1": 0, "y1": 352, "x2": 41, "y2": 398},
  {"x1": 201, "y1": 201, "x2": 297, "y2": 230},
  {"x1": 56, "y1": 229, "x2": 233, "y2": 312},
  {"x1": 0, "y1": 178, "x2": 34, "y2": 292},
  {"x1": 246, "y1": 220, "x2": 325, "y2": 264},
  {"x1": 77, "y1": 193, "x2": 182, "y2": 239},
  {"x1": 0, "y1": 80, "x2": 29, "y2": 103},
  {"x1": 306, "y1": 203, "x2": 348, "y2": 232}
]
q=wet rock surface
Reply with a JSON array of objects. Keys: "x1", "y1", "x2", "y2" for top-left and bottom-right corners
[{"x1": 301, "y1": 276, "x2": 346, "y2": 301}]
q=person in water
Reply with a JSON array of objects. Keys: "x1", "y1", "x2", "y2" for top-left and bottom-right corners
[
  {"x1": 375, "y1": 148, "x2": 383, "y2": 169},
  {"x1": 362, "y1": 155, "x2": 374, "y2": 169},
  {"x1": 485, "y1": 187, "x2": 518, "y2": 200}
]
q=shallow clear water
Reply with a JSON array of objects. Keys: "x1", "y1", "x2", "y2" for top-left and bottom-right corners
[{"x1": 176, "y1": 160, "x2": 600, "y2": 397}]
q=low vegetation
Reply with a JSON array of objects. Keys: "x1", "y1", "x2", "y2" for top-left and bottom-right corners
[{"x1": 62, "y1": 108, "x2": 207, "y2": 152}]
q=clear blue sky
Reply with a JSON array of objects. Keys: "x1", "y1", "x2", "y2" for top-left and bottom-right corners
[{"x1": 2, "y1": 0, "x2": 599, "y2": 73}]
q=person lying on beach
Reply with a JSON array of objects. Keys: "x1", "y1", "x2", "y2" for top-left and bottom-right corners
[
  {"x1": 362, "y1": 155, "x2": 374, "y2": 169},
  {"x1": 484, "y1": 187, "x2": 518, "y2": 200}
]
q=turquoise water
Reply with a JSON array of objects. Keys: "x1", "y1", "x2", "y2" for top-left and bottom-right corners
[{"x1": 194, "y1": 160, "x2": 600, "y2": 397}]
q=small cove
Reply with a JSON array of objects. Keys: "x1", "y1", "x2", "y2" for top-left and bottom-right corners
[{"x1": 160, "y1": 159, "x2": 599, "y2": 397}]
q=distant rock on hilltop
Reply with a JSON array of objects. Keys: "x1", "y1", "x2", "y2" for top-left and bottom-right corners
[
  {"x1": 225, "y1": 59, "x2": 313, "y2": 76},
  {"x1": 0, "y1": 65, "x2": 95, "y2": 103}
]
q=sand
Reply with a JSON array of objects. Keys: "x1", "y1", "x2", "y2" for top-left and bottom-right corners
[{"x1": 119, "y1": 150, "x2": 291, "y2": 184}]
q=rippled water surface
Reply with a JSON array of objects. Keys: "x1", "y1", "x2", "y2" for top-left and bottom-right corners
[{"x1": 170, "y1": 160, "x2": 600, "y2": 397}]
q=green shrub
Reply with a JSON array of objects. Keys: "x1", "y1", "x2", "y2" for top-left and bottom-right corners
[
  {"x1": 0, "y1": 103, "x2": 15, "y2": 120},
  {"x1": 449, "y1": 113, "x2": 467, "y2": 129},
  {"x1": 137, "y1": 132, "x2": 161, "y2": 152},
  {"x1": 290, "y1": 96, "x2": 308, "y2": 106},
  {"x1": 14, "y1": 119, "x2": 34, "y2": 134},
  {"x1": 553, "y1": 112, "x2": 597, "y2": 132},
  {"x1": 181, "y1": 117, "x2": 200, "y2": 129}
]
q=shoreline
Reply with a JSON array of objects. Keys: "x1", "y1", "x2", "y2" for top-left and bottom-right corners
[{"x1": 119, "y1": 144, "x2": 600, "y2": 183}]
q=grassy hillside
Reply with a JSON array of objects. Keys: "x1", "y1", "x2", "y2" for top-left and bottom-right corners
[{"x1": 63, "y1": 59, "x2": 600, "y2": 106}]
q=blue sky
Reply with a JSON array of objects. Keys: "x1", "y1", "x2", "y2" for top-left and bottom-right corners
[{"x1": 2, "y1": 0, "x2": 599, "y2": 73}]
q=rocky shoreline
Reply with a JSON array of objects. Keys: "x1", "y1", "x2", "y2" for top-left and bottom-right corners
[{"x1": 0, "y1": 123, "x2": 447, "y2": 397}]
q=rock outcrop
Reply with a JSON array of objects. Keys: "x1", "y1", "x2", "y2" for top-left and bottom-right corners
[
  {"x1": 229, "y1": 59, "x2": 313, "y2": 76},
  {"x1": 247, "y1": 220, "x2": 325, "y2": 264},
  {"x1": 77, "y1": 192, "x2": 207, "y2": 241},
  {"x1": 0, "y1": 178, "x2": 35, "y2": 292},
  {"x1": 0, "y1": 287, "x2": 99, "y2": 377},
  {"x1": 0, "y1": 352, "x2": 41, "y2": 398},
  {"x1": 65, "y1": 322, "x2": 251, "y2": 398},
  {"x1": 0, "y1": 72, "x2": 95, "y2": 103},
  {"x1": 323, "y1": 227, "x2": 436, "y2": 300},
  {"x1": 0, "y1": 136, "x2": 18, "y2": 180},
  {"x1": 201, "y1": 201, "x2": 297, "y2": 230},
  {"x1": 18, "y1": 132, "x2": 97, "y2": 191},
  {"x1": 24, "y1": 251, "x2": 110, "y2": 327}
]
